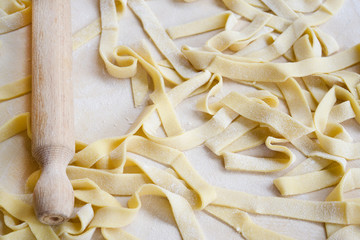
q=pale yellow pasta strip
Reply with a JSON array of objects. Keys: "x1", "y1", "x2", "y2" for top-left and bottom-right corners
[
  {"x1": 302, "y1": 75, "x2": 329, "y2": 103},
  {"x1": 227, "y1": 29, "x2": 273, "y2": 52},
  {"x1": 128, "y1": 0, "x2": 197, "y2": 79},
  {"x1": 72, "y1": 19, "x2": 102, "y2": 51},
  {"x1": 273, "y1": 143, "x2": 347, "y2": 195},
  {"x1": 274, "y1": 165, "x2": 343, "y2": 196},
  {"x1": 166, "y1": 11, "x2": 238, "y2": 40},
  {"x1": 205, "y1": 116, "x2": 258, "y2": 155},
  {"x1": 205, "y1": 205, "x2": 294, "y2": 240},
  {"x1": 293, "y1": 29, "x2": 322, "y2": 61},
  {"x1": 72, "y1": 179, "x2": 205, "y2": 240},
  {"x1": 223, "y1": 136, "x2": 295, "y2": 172},
  {"x1": 234, "y1": 32, "x2": 275, "y2": 56},
  {"x1": 313, "y1": 27, "x2": 339, "y2": 56},
  {"x1": 109, "y1": 135, "x2": 217, "y2": 209},
  {"x1": 113, "y1": 46, "x2": 184, "y2": 136},
  {"x1": 101, "y1": 228, "x2": 139, "y2": 240},
  {"x1": 329, "y1": 101, "x2": 356, "y2": 123},
  {"x1": 195, "y1": 73, "x2": 223, "y2": 114},
  {"x1": 0, "y1": 188, "x2": 58, "y2": 239},
  {"x1": 0, "y1": 112, "x2": 29, "y2": 143},
  {"x1": 325, "y1": 168, "x2": 360, "y2": 238},
  {"x1": 61, "y1": 228, "x2": 96, "y2": 240},
  {"x1": 261, "y1": 0, "x2": 298, "y2": 20},
  {"x1": 126, "y1": 184, "x2": 205, "y2": 240},
  {"x1": 0, "y1": 76, "x2": 31, "y2": 102},
  {"x1": 213, "y1": 186, "x2": 360, "y2": 224},
  {"x1": 0, "y1": 227, "x2": 35, "y2": 240},
  {"x1": 131, "y1": 64, "x2": 149, "y2": 107},
  {"x1": 314, "y1": 86, "x2": 360, "y2": 159},
  {"x1": 206, "y1": 44, "x2": 360, "y2": 82},
  {"x1": 182, "y1": 45, "x2": 259, "y2": 70},
  {"x1": 223, "y1": 0, "x2": 344, "y2": 32},
  {"x1": 221, "y1": 127, "x2": 270, "y2": 153},
  {"x1": 54, "y1": 204, "x2": 94, "y2": 236},
  {"x1": 206, "y1": 14, "x2": 270, "y2": 52},
  {"x1": 327, "y1": 225, "x2": 360, "y2": 240},
  {"x1": 143, "y1": 107, "x2": 238, "y2": 150},
  {"x1": 220, "y1": 92, "x2": 314, "y2": 140},
  {"x1": 136, "y1": 40, "x2": 184, "y2": 86},
  {"x1": 0, "y1": 0, "x2": 31, "y2": 34},
  {"x1": 332, "y1": 70, "x2": 360, "y2": 100},
  {"x1": 244, "y1": 18, "x2": 310, "y2": 61},
  {"x1": 222, "y1": 0, "x2": 291, "y2": 32},
  {"x1": 277, "y1": 78, "x2": 313, "y2": 127},
  {"x1": 3, "y1": 211, "x2": 28, "y2": 231},
  {"x1": 284, "y1": 0, "x2": 322, "y2": 13}
]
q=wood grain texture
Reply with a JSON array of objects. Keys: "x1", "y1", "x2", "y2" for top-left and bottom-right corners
[{"x1": 31, "y1": 0, "x2": 74, "y2": 225}]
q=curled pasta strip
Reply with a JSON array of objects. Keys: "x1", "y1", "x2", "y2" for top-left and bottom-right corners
[
  {"x1": 325, "y1": 168, "x2": 360, "y2": 238},
  {"x1": 128, "y1": 0, "x2": 197, "y2": 79},
  {"x1": 223, "y1": 136, "x2": 295, "y2": 172},
  {"x1": 206, "y1": 14, "x2": 271, "y2": 52},
  {"x1": 274, "y1": 152, "x2": 347, "y2": 196},
  {"x1": 0, "y1": 0, "x2": 31, "y2": 34},
  {"x1": 314, "y1": 86, "x2": 360, "y2": 159}
]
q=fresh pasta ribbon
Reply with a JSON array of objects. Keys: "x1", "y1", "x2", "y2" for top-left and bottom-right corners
[
  {"x1": 128, "y1": 0, "x2": 197, "y2": 79},
  {"x1": 0, "y1": 0, "x2": 31, "y2": 34},
  {"x1": 166, "y1": 11, "x2": 238, "y2": 40}
]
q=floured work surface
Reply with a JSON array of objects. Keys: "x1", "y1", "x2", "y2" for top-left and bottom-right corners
[{"x1": 0, "y1": 0, "x2": 360, "y2": 239}]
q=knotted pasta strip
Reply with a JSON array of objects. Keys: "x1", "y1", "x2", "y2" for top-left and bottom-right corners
[{"x1": 314, "y1": 86, "x2": 360, "y2": 159}]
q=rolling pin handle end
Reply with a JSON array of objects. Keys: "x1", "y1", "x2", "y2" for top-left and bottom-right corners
[{"x1": 33, "y1": 148, "x2": 74, "y2": 225}]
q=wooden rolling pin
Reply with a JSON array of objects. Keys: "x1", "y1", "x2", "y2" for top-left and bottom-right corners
[{"x1": 31, "y1": 0, "x2": 75, "y2": 225}]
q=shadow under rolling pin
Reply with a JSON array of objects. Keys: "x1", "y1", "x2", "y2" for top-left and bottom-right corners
[{"x1": 31, "y1": 0, "x2": 75, "y2": 225}]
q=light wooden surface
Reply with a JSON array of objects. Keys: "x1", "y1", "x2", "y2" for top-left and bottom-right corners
[{"x1": 31, "y1": 0, "x2": 74, "y2": 225}]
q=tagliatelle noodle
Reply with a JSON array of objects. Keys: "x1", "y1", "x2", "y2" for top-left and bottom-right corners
[
  {"x1": 261, "y1": 0, "x2": 298, "y2": 20},
  {"x1": 205, "y1": 116, "x2": 258, "y2": 155},
  {"x1": 182, "y1": 45, "x2": 260, "y2": 70},
  {"x1": 206, "y1": 44, "x2": 360, "y2": 82},
  {"x1": 131, "y1": 64, "x2": 149, "y2": 107},
  {"x1": 325, "y1": 168, "x2": 360, "y2": 238},
  {"x1": 0, "y1": 76, "x2": 31, "y2": 102},
  {"x1": 314, "y1": 86, "x2": 360, "y2": 159},
  {"x1": 273, "y1": 152, "x2": 347, "y2": 195},
  {"x1": 166, "y1": 11, "x2": 238, "y2": 40},
  {"x1": 234, "y1": 32, "x2": 276, "y2": 56},
  {"x1": 206, "y1": 14, "x2": 271, "y2": 52},
  {"x1": 223, "y1": 136, "x2": 295, "y2": 172},
  {"x1": 112, "y1": 45, "x2": 185, "y2": 136},
  {"x1": 222, "y1": 0, "x2": 344, "y2": 32},
  {"x1": 277, "y1": 78, "x2": 313, "y2": 127},
  {"x1": 0, "y1": 0, "x2": 31, "y2": 34},
  {"x1": 222, "y1": 0, "x2": 291, "y2": 32},
  {"x1": 204, "y1": 205, "x2": 294, "y2": 240},
  {"x1": 221, "y1": 92, "x2": 314, "y2": 140},
  {"x1": 127, "y1": 0, "x2": 197, "y2": 79},
  {"x1": 213, "y1": 186, "x2": 360, "y2": 224}
]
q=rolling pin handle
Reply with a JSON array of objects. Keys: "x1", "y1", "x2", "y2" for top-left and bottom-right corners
[{"x1": 33, "y1": 147, "x2": 74, "y2": 225}]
